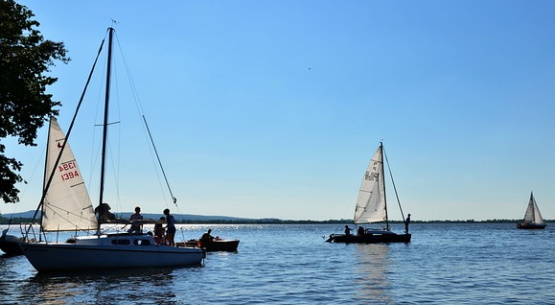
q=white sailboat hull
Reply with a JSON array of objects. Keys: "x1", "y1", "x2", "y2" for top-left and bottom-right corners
[{"x1": 21, "y1": 234, "x2": 204, "y2": 272}]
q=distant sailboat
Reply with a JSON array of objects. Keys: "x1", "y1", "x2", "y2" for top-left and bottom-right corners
[
  {"x1": 326, "y1": 142, "x2": 411, "y2": 243},
  {"x1": 516, "y1": 192, "x2": 546, "y2": 230}
]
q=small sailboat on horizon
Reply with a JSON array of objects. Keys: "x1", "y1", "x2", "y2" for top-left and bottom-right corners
[
  {"x1": 326, "y1": 142, "x2": 411, "y2": 243},
  {"x1": 516, "y1": 192, "x2": 547, "y2": 230}
]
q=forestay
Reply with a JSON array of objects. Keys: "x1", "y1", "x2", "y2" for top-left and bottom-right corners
[{"x1": 41, "y1": 118, "x2": 97, "y2": 232}]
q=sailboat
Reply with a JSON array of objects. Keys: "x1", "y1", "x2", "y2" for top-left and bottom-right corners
[
  {"x1": 516, "y1": 192, "x2": 547, "y2": 229},
  {"x1": 20, "y1": 27, "x2": 205, "y2": 272},
  {"x1": 326, "y1": 142, "x2": 411, "y2": 243}
]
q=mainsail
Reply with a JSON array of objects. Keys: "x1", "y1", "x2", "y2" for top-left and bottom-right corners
[
  {"x1": 353, "y1": 145, "x2": 387, "y2": 224},
  {"x1": 41, "y1": 118, "x2": 97, "y2": 231},
  {"x1": 523, "y1": 192, "x2": 545, "y2": 225}
]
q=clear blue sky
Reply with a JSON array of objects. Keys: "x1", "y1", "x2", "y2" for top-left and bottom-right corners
[{"x1": 4, "y1": 0, "x2": 555, "y2": 221}]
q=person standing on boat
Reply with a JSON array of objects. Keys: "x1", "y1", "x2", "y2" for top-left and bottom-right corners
[
  {"x1": 357, "y1": 226, "x2": 365, "y2": 236},
  {"x1": 154, "y1": 217, "x2": 166, "y2": 245},
  {"x1": 164, "y1": 209, "x2": 176, "y2": 247},
  {"x1": 405, "y1": 214, "x2": 411, "y2": 234},
  {"x1": 127, "y1": 206, "x2": 143, "y2": 234},
  {"x1": 344, "y1": 225, "x2": 353, "y2": 236},
  {"x1": 95, "y1": 203, "x2": 117, "y2": 223}
]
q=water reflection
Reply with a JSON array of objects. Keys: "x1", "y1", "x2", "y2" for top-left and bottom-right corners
[
  {"x1": 19, "y1": 267, "x2": 192, "y2": 305},
  {"x1": 353, "y1": 244, "x2": 393, "y2": 304}
]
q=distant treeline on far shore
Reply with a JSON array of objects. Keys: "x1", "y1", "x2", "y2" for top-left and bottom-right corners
[
  {"x1": 0, "y1": 215, "x2": 550, "y2": 225},
  {"x1": 162, "y1": 218, "x2": 549, "y2": 224}
]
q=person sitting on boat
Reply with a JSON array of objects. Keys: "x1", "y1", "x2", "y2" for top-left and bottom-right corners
[
  {"x1": 127, "y1": 206, "x2": 143, "y2": 234},
  {"x1": 163, "y1": 209, "x2": 176, "y2": 247},
  {"x1": 357, "y1": 226, "x2": 365, "y2": 236},
  {"x1": 154, "y1": 217, "x2": 166, "y2": 245},
  {"x1": 405, "y1": 214, "x2": 411, "y2": 234},
  {"x1": 344, "y1": 225, "x2": 353, "y2": 236},
  {"x1": 95, "y1": 203, "x2": 117, "y2": 223},
  {"x1": 200, "y1": 229, "x2": 215, "y2": 247}
]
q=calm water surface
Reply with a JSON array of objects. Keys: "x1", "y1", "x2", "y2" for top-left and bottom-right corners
[{"x1": 1, "y1": 223, "x2": 554, "y2": 304}]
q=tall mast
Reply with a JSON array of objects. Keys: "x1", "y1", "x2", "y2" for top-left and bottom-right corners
[
  {"x1": 37, "y1": 119, "x2": 54, "y2": 236},
  {"x1": 380, "y1": 142, "x2": 389, "y2": 230},
  {"x1": 97, "y1": 27, "x2": 114, "y2": 231}
]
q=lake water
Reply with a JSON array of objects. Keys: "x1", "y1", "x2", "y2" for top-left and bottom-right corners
[{"x1": 1, "y1": 223, "x2": 554, "y2": 305}]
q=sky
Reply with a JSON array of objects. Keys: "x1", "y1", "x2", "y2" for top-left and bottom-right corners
[{"x1": 3, "y1": 0, "x2": 555, "y2": 221}]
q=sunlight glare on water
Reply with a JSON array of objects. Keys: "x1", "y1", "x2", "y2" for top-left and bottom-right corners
[{"x1": 1, "y1": 223, "x2": 554, "y2": 305}]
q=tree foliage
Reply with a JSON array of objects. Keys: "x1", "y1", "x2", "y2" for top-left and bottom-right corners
[{"x1": 0, "y1": 0, "x2": 69, "y2": 203}]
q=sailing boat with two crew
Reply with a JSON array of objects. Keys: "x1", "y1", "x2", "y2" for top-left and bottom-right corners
[
  {"x1": 516, "y1": 192, "x2": 547, "y2": 230},
  {"x1": 326, "y1": 142, "x2": 411, "y2": 243},
  {"x1": 20, "y1": 27, "x2": 205, "y2": 272}
]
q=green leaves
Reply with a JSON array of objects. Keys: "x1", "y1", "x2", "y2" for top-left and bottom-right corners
[{"x1": 0, "y1": 0, "x2": 69, "y2": 203}]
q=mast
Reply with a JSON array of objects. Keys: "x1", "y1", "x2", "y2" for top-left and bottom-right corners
[
  {"x1": 38, "y1": 119, "x2": 54, "y2": 236},
  {"x1": 97, "y1": 27, "x2": 114, "y2": 231},
  {"x1": 380, "y1": 142, "x2": 389, "y2": 230}
]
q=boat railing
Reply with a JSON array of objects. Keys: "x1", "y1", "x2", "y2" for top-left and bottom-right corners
[{"x1": 20, "y1": 223, "x2": 40, "y2": 244}]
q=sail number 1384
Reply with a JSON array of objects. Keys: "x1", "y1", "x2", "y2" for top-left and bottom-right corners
[{"x1": 59, "y1": 161, "x2": 80, "y2": 181}]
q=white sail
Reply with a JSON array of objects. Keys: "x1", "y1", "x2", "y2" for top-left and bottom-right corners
[
  {"x1": 523, "y1": 192, "x2": 545, "y2": 224},
  {"x1": 41, "y1": 118, "x2": 97, "y2": 231},
  {"x1": 353, "y1": 145, "x2": 387, "y2": 224}
]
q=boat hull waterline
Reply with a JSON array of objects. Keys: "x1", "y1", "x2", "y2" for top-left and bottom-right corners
[
  {"x1": 516, "y1": 223, "x2": 546, "y2": 230},
  {"x1": 326, "y1": 232, "x2": 411, "y2": 243},
  {"x1": 181, "y1": 239, "x2": 240, "y2": 252},
  {"x1": 21, "y1": 234, "x2": 205, "y2": 272}
]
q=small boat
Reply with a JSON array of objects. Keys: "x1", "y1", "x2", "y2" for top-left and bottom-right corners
[
  {"x1": 20, "y1": 27, "x2": 205, "y2": 272},
  {"x1": 0, "y1": 229, "x2": 24, "y2": 256},
  {"x1": 516, "y1": 192, "x2": 547, "y2": 230},
  {"x1": 326, "y1": 142, "x2": 411, "y2": 243},
  {"x1": 180, "y1": 238, "x2": 240, "y2": 252}
]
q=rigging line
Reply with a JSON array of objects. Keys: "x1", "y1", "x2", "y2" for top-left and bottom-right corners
[
  {"x1": 383, "y1": 145, "x2": 406, "y2": 223},
  {"x1": 43, "y1": 209, "x2": 93, "y2": 228},
  {"x1": 11, "y1": 141, "x2": 43, "y2": 214},
  {"x1": 105, "y1": 135, "x2": 123, "y2": 212},
  {"x1": 142, "y1": 115, "x2": 177, "y2": 205},
  {"x1": 26, "y1": 31, "x2": 108, "y2": 234},
  {"x1": 112, "y1": 31, "x2": 172, "y2": 208},
  {"x1": 86, "y1": 41, "x2": 109, "y2": 201},
  {"x1": 110, "y1": 40, "x2": 123, "y2": 214},
  {"x1": 113, "y1": 31, "x2": 146, "y2": 116}
]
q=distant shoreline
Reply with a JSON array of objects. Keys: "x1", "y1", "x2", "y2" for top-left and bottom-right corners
[{"x1": 0, "y1": 215, "x2": 550, "y2": 225}]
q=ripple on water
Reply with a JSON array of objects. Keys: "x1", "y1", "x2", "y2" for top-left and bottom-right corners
[{"x1": 1, "y1": 223, "x2": 555, "y2": 304}]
